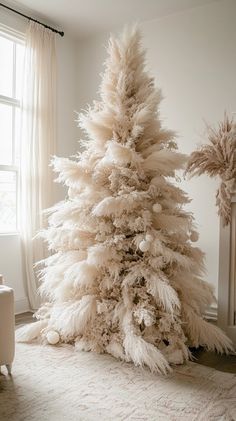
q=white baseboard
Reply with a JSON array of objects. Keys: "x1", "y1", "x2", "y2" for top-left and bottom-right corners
[
  {"x1": 204, "y1": 305, "x2": 218, "y2": 321},
  {"x1": 14, "y1": 297, "x2": 30, "y2": 315}
]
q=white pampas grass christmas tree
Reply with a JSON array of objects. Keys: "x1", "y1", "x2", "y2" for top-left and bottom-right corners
[{"x1": 17, "y1": 26, "x2": 233, "y2": 374}]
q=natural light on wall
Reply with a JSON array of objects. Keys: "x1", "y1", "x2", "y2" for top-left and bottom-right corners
[{"x1": 0, "y1": 30, "x2": 24, "y2": 233}]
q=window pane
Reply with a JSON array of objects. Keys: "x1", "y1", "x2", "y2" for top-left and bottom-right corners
[
  {"x1": 14, "y1": 107, "x2": 21, "y2": 165},
  {"x1": 0, "y1": 103, "x2": 13, "y2": 165},
  {"x1": 0, "y1": 36, "x2": 13, "y2": 97},
  {"x1": 0, "y1": 171, "x2": 17, "y2": 233},
  {"x1": 15, "y1": 42, "x2": 24, "y2": 99}
]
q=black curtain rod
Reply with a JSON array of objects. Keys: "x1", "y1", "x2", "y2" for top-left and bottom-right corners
[{"x1": 0, "y1": 2, "x2": 64, "y2": 36}]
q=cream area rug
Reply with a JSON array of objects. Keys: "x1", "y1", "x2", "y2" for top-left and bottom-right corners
[{"x1": 0, "y1": 343, "x2": 236, "y2": 421}]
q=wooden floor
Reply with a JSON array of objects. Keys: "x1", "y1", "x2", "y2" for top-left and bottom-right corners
[
  {"x1": 15, "y1": 312, "x2": 236, "y2": 374},
  {"x1": 15, "y1": 312, "x2": 35, "y2": 326}
]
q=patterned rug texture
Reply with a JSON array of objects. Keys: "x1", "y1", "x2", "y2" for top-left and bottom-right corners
[{"x1": 0, "y1": 343, "x2": 236, "y2": 421}]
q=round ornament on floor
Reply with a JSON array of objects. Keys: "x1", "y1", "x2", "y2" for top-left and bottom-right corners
[{"x1": 46, "y1": 330, "x2": 60, "y2": 345}]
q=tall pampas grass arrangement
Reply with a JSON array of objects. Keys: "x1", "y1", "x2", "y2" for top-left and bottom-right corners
[{"x1": 187, "y1": 114, "x2": 236, "y2": 226}]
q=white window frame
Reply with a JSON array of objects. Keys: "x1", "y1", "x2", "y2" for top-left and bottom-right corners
[{"x1": 0, "y1": 24, "x2": 25, "y2": 235}]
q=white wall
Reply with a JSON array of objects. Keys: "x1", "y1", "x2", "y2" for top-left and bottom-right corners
[
  {"x1": 0, "y1": 8, "x2": 78, "y2": 312},
  {"x1": 76, "y1": 0, "x2": 236, "y2": 296}
]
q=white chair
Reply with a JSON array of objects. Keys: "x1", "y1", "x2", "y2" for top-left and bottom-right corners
[{"x1": 0, "y1": 275, "x2": 15, "y2": 374}]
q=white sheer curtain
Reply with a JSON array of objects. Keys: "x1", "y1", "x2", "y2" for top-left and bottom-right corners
[{"x1": 20, "y1": 21, "x2": 56, "y2": 310}]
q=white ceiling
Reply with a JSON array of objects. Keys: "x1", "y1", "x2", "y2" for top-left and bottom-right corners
[{"x1": 4, "y1": 0, "x2": 219, "y2": 39}]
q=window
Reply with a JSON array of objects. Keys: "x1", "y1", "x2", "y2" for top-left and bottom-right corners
[{"x1": 0, "y1": 27, "x2": 24, "y2": 233}]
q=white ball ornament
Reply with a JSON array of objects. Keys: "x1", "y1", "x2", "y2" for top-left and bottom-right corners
[
  {"x1": 139, "y1": 240, "x2": 150, "y2": 252},
  {"x1": 153, "y1": 203, "x2": 162, "y2": 213},
  {"x1": 46, "y1": 330, "x2": 60, "y2": 345},
  {"x1": 190, "y1": 230, "x2": 199, "y2": 242}
]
